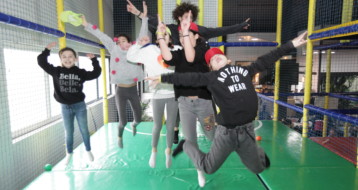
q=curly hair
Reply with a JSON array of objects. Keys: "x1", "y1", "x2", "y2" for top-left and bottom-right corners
[{"x1": 172, "y1": 2, "x2": 199, "y2": 24}]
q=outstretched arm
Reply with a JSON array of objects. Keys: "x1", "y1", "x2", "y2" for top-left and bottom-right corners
[
  {"x1": 156, "y1": 15, "x2": 172, "y2": 61},
  {"x1": 146, "y1": 72, "x2": 212, "y2": 87},
  {"x1": 37, "y1": 42, "x2": 57, "y2": 75},
  {"x1": 81, "y1": 15, "x2": 117, "y2": 52},
  {"x1": 127, "y1": 0, "x2": 157, "y2": 34},
  {"x1": 199, "y1": 18, "x2": 250, "y2": 40},
  {"x1": 248, "y1": 31, "x2": 308, "y2": 74},
  {"x1": 84, "y1": 53, "x2": 102, "y2": 80},
  {"x1": 181, "y1": 11, "x2": 196, "y2": 62}
]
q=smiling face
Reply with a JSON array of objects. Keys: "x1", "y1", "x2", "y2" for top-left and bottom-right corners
[
  {"x1": 116, "y1": 36, "x2": 132, "y2": 50},
  {"x1": 60, "y1": 50, "x2": 77, "y2": 69},
  {"x1": 209, "y1": 54, "x2": 228, "y2": 71}
]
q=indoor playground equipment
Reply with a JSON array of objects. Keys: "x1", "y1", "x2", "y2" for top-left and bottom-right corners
[{"x1": 0, "y1": 0, "x2": 357, "y2": 190}]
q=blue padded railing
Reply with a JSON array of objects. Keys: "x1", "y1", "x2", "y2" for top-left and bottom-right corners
[
  {"x1": 0, "y1": 12, "x2": 104, "y2": 48},
  {"x1": 304, "y1": 104, "x2": 358, "y2": 125},
  {"x1": 328, "y1": 93, "x2": 358, "y2": 102},
  {"x1": 309, "y1": 23, "x2": 358, "y2": 40},
  {"x1": 314, "y1": 40, "x2": 358, "y2": 50},
  {"x1": 0, "y1": 12, "x2": 64, "y2": 37},
  {"x1": 208, "y1": 42, "x2": 278, "y2": 47}
]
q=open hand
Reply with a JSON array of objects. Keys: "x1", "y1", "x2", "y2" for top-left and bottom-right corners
[
  {"x1": 127, "y1": 0, "x2": 140, "y2": 16},
  {"x1": 81, "y1": 15, "x2": 88, "y2": 27},
  {"x1": 46, "y1": 42, "x2": 57, "y2": 50},
  {"x1": 292, "y1": 31, "x2": 308, "y2": 48},
  {"x1": 86, "y1": 53, "x2": 95, "y2": 59}
]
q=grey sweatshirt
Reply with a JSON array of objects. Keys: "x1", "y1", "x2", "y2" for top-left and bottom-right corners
[{"x1": 85, "y1": 23, "x2": 144, "y2": 84}]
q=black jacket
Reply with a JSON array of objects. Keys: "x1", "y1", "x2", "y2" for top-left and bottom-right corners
[
  {"x1": 38, "y1": 49, "x2": 101, "y2": 104},
  {"x1": 162, "y1": 42, "x2": 295, "y2": 127}
]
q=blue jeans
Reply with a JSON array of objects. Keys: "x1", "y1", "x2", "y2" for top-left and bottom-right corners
[{"x1": 61, "y1": 101, "x2": 91, "y2": 153}]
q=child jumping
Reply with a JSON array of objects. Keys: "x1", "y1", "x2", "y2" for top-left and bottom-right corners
[
  {"x1": 126, "y1": 1, "x2": 178, "y2": 169},
  {"x1": 81, "y1": 15, "x2": 144, "y2": 149},
  {"x1": 147, "y1": 31, "x2": 308, "y2": 187},
  {"x1": 37, "y1": 42, "x2": 102, "y2": 165}
]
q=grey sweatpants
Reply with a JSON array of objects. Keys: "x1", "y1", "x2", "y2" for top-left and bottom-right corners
[
  {"x1": 115, "y1": 85, "x2": 142, "y2": 137},
  {"x1": 184, "y1": 122, "x2": 268, "y2": 174},
  {"x1": 178, "y1": 97, "x2": 216, "y2": 145},
  {"x1": 151, "y1": 97, "x2": 178, "y2": 148}
]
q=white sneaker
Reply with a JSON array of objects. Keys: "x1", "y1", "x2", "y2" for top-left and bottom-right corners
[
  {"x1": 86, "y1": 151, "x2": 94, "y2": 162},
  {"x1": 165, "y1": 151, "x2": 172, "y2": 169},
  {"x1": 65, "y1": 153, "x2": 73, "y2": 165},
  {"x1": 197, "y1": 169, "x2": 206, "y2": 187},
  {"x1": 149, "y1": 152, "x2": 157, "y2": 168}
]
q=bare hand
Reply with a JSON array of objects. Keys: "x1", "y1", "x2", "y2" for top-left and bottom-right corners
[
  {"x1": 46, "y1": 42, "x2": 57, "y2": 50},
  {"x1": 86, "y1": 53, "x2": 95, "y2": 59},
  {"x1": 243, "y1": 18, "x2": 250, "y2": 30},
  {"x1": 127, "y1": 0, "x2": 140, "y2": 16},
  {"x1": 156, "y1": 15, "x2": 166, "y2": 36},
  {"x1": 180, "y1": 10, "x2": 191, "y2": 34},
  {"x1": 292, "y1": 31, "x2": 308, "y2": 48},
  {"x1": 145, "y1": 76, "x2": 161, "y2": 88},
  {"x1": 142, "y1": 1, "x2": 147, "y2": 18},
  {"x1": 81, "y1": 15, "x2": 88, "y2": 27}
]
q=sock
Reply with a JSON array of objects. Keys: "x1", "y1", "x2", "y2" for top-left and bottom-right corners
[
  {"x1": 172, "y1": 139, "x2": 185, "y2": 157},
  {"x1": 65, "y1": 153, "x2": 73, "y2": 165},
  {"x1": 173, "y1": 130, "x2": 179, "y2": 144},
  {"x1": 165, "y1": 150, "x2": 172, "y2": 168},
  {"x1": 118, "y1": 137, "x2": 123, "y2": 148},
  {"x1": 131, "y1": 122, "x2": 138, "y2": 136},
  {"x1": 197, "y1": 169, "x2": 206, "y2": 187},
  {"x1": 86, "y1": 151, "x2": 94, "y2": 162},
  {"x1": 149, "y1": 152, "x2": 157, "y2": 168}
]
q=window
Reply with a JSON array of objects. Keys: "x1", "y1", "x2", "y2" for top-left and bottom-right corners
[{"x1": 4, "y1": 49, "x2": 108, "y2": 138}]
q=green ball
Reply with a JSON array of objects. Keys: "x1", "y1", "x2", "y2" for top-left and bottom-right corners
[{"x1": 44, "y1": 164, "x2": 52, "y2": 171}]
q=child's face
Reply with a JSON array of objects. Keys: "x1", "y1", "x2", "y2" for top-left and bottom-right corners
[
  {"x1": 139, "y1": 36, "x2": 150, "y2": 46},
  {"x1": 210, "y1": 54, "x2": 228, "y2": 71},
  {"x1": 117, "y1": 36, "x2": 131, "y2": 50},
  {"x1": 60, "y1": 50, "x2": 77, "y2": 69},
  {"x1": 179, "y1": 31, "x2": 198, "y2": 47}
]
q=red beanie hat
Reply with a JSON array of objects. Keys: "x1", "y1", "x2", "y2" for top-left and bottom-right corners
[
  {"x1": 178, "y1": 22, "x2": 199, "y2": 33},
  {"x1": 205, "y1": 48, "x2": 224, "y2": 65}
]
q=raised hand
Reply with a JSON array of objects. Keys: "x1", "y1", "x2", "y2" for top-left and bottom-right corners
[
  {"x1": 127, "y1": 0, "x2": 141, "y2": 16},
  {"x1": 180, "y1": 10, "x2": 191, "y2": 34},
  {"x1": 142, "y1": 1, "x2": 147, "y2": 18},
  {"x1": 86, "y1": 53, "x2": 95, "y2": 59},
  {"x1": 46, "y1": 42, "x2": 57, "y2": 50},
  {"x1": 81, "y1": 15, "x2": 88, "y2": 27},
  {"x1": 156, "y1": 14, "x2": 166, "y2": 36},
  {"x1": 243, "y1": 18, "x2": 250, "y2": 30},
  {"x1": 292, "y1": 31, "x2": 308, "y2": 48}
]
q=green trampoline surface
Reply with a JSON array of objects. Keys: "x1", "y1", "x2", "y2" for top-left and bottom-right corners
[{"x1": 24, "y1": 121, "x2": 358, "y2": 190}]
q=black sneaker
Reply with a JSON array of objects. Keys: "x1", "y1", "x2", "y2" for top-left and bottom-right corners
[
  {"x1": 265, "y1": 153, "x2": 270, "y2": 168},
  {"x1": 172, "y1": 140, "x2": 185, "y2": 157},
  {"x1": 173, "y1": 130, "x2": 179, "y2": 144}
]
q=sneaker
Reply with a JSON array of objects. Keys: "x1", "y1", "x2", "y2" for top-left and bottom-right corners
[
  {"x1": 197, "y1": 169, "x2": 206, "y2": 187},
  {"x1": 149, "y1": 152, "x2": 157, "y2": 168},
  {"x1": 172, "y1": 139, "x2": 185, "y2": 157},
  {"x1": 173, "y1": 130, "x2": 179, "y2": 144},
  {"x1": 87, "y1": 151, "x2": 94, "y2": 162},
  {"x1": 65, "y1": 153, "x2": 73, "y2": 165},
  {"x1": 165, "y1": 150, "x2": 172, "y2": 168},
  {"x1": 118, "y1": 137, "x2": 123, "y2": 148},
  {"x1": 265, "y1": 153, "x2": 270, "y2": 168},
  {"x1": 131, "y1": 122, "x2": 138, "y2": 136}
]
